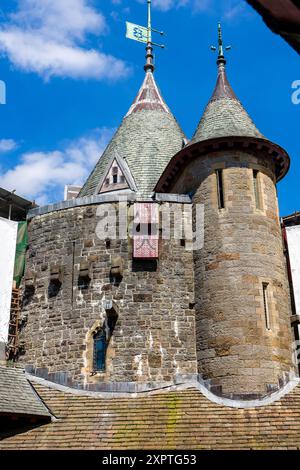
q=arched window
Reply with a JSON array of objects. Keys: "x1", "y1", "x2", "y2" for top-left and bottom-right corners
[
  {"x1": 92, "y1": 311, "x2": 118, "y2": 372},
  {"x1": 93, "y1": 329, "x2": 107, "y2": 372}
]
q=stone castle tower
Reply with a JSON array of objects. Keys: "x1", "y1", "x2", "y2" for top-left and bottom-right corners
[
  {"x1": 18, "y1": 25, "x2": 296, "y2": 399},
  {"x1": 155, "y1": 27, "x2": 295, "y2": 398}
]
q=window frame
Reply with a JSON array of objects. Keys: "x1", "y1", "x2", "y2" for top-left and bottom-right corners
[
  {"x1": 92, "y1": 312, "x2": 118, "y2": 373},
  {"x1": 93, "y1": 328, "x2": 107, "y2": 372},
  {"x1": 253, "y1": 170, "x2": 262, "y2": 210}
]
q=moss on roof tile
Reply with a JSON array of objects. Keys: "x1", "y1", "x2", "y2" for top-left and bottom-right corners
[{"x1": 2, "y1": 381, "x2": 300, "y2": 449}]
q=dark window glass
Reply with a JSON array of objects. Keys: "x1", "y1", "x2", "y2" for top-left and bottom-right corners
[
  {"x1": 253, "y1": 170, "x2": 261, "y2": 209},
  {"x1": 93, "y1": 329, "x2": 107, "y2": 371},
  {"x1": 113, "y1": 174, "x2": 118, "y2": 184},
  {"x1": 216, "y1": 170, "x2": 225, "y2": 209},
  {"x1": 262, "y1": 283, "x2": 271, "y2": 331},
  {"x1": 92, "y1": 313, "x2": 118, "y2": 372}
]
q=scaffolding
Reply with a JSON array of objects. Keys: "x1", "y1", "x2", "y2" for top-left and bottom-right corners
[{"x1": 7, "y1": 288, "x2": 21, "y2": 359}]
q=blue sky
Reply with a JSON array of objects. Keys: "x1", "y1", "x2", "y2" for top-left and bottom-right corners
[{"x1": 0, "y1": 0, "x2": 299, "y2": 215}]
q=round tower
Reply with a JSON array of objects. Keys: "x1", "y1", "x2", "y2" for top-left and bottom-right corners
[{"x1": 156, "y1": 25, "x2": 296, "y2": 398}]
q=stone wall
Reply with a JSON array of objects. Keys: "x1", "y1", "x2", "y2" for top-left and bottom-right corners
[
  {"x1": 172, "y1": 150, "x2": 296, "y2": 398},
  {"x1": 18, "y1": 202, "x2": 197, "y2": 387}
]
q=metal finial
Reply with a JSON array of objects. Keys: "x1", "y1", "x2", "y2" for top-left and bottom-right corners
[
  {"x1": 210, "y1": 22, "x2": 231, "y2": 66},
  {"x1": 144, "y1": 0, "x2": 154, "y2": 73},
  {"x1": 126, "y1": 0, "x2": 164, "y2": 73}
]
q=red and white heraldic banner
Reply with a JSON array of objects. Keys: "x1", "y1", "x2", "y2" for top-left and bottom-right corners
[{"x1": 133, "y1": 203, "x2": 159, "y2": 259}]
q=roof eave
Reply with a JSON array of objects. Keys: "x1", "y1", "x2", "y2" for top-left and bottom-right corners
[{"x1": 155, "y1": 136, "x2": 290, "y2": 193}]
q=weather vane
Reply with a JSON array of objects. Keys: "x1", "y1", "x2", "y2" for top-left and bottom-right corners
[
  {"x1": 210, "y1": 22, "x2": 231, "y2": 64},
  {"x1": 126, "y1": 0, "x2": 165, "y2": 70}
]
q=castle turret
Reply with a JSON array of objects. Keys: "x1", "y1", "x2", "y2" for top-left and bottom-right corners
[
  {"x1": 79, "y1": 44, "x2": 185, "y2": 199},
  {"x1": 156, "y1": 24, "x2": 296, "y2": 398},
  {"x1": 18, "y1": 13, "x2": 197, "y2": 388}
]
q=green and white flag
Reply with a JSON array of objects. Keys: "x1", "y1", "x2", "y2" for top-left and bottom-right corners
[{"x1": 126, "y1": 22, "x2": 149, "y2": 44}]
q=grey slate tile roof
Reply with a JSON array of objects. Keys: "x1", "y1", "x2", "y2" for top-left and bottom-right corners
[
  {"x1": 0, "y1": 366, "x2": 50, "y2": 418},
  {"x1": 191, "y1": 63, "x2": 264, "y2": 144},
  {"x1": 79, "y1": 71, "x2": 186, "y2": 198}
]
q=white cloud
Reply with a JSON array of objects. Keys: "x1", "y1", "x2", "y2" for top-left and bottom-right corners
[
  {"x1": 0, "y1": 0, "x2": 130, "y2": 80},
  {"x1": 223, "y1": 2, "x2": 248, "y2": 21},
  {"x1": 151, "y1": 0, "x2": 178, "y2": 11},
  {"x1": 136, "y1": 0, "x2": 249, "y2": 19},
  {"x1": 135, "y1": 0, "x2": 188, "y2": 12},
  {"x1": 0, "y1": 128, "x2": 115, "y2": 204},
  {"x1": 0, "y1": 139, "x2": 18, "y2": 153}
]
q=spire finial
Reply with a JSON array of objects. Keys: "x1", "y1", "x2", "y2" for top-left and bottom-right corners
[
  {"x1": 125, "y1": 0, "x2": 165, "y2": 74},
  {"x1": 144, "y1": 0, "x2": 154, "y2": 73},
  {"x1": 211, "y1": 22, "x2": 231, "y2": 66}
]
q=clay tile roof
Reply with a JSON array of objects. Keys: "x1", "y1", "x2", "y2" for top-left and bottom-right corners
[
  {"x1": 0, "y1": 366, "x2": 50, "y2": 419},
  {"x1": 2, "y1": 379, "x2": 300, "y2": 449},
  {"x1": 79, "y1": 71, "x2": 186, "y2": 199},
  {"x1": 191, "y1": 63, "x2": 263, "y2": 144}
]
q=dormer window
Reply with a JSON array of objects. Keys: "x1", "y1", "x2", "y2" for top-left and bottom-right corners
[{"x1": 113, "y1": 174, "x2": 118, "y2": 184}]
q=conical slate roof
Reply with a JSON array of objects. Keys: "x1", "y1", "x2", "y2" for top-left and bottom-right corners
[
  {"x1": 155, "y1": 27, "x2": 291, "y2": 194},
  {"x1": 79, "y1": 70, "x2": 186, "y2": 198},
  {"x1": 191, "y1": 62, "x2": 263, "y2": 144}
]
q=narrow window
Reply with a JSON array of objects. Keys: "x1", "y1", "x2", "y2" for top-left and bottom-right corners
[
  {"x1": 120, "y1": 175, "x2": 125, "y2": 184},
  {"x1": 112, "y1": 174, "x2": 118, "y2": 184},
  {"x1": 93, "y1": 312, "x2": 118, "y2": 372},
  {"x1": 105, "y1": 177, "x2": 109, "y2": 186},
  {"x1": 93, "y1": 329, "x2": 107, "y2": 371},
  {"x1": 216, "y1": 169, "x2": 225, "y2": 209},
  {"x1": 262, "y1": 283, "x2": 271, "y2": 330},
  {"x1": 253, "y1": 170, "x2": 261, "y2": 209}
]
